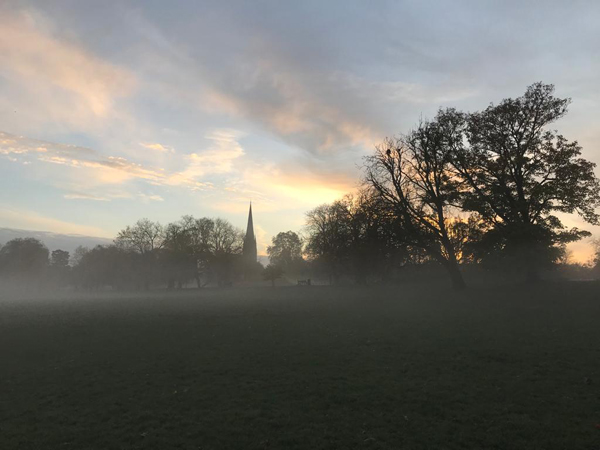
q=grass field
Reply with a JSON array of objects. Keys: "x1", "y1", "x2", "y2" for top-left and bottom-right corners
[{"x1": 1, "y1": 282, "x2": 600, "y2": 449}]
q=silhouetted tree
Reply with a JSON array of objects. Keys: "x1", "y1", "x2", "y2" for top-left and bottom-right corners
[
  {"x1": 0, "y1": 238, "x2": 49, "y2": 284},
  {"x1": 305, "y1": 201, "x2": 352, "y2": 284},
  {"x1": 115, "y1": 218, "x2": 165, "y2": 254},
  {"x1": 49, "y1": 249, "x2": 70, "y2": 287},
  {"x1": 162, "y1": 217, "x2": 202, "y2": 288},
  {"x1": 74, "y1": 245, "x2": 137, "y2": 290},
  {"x1": 263, "y1": 264, "x2": 283, "y2": 287},
  {"x1": 449, "y1": 83, "x2": 600, "y2": 280},
  {"x1": 592, "y1": 239, "x2": 600, "y2": 279},
  {"x1": 50, "y1": 249, "x2": 70, "y2": 268},
  {"x1": 267, "y1": 231, "x2": 304, "y2": 273},
  {"x1": 304, "y1": 194, "x2": 412, "y2": 284},
  {"x1": 115, "y1": 219, "x2": 165, "y2": 289},
  {"x1": 209, "y1": 218, "x2": 244, "y2": 286},
  {"x1": 365, "y1": 117, "x2": 468, "y2": 289},
  {"x1": 70, "y1": 245, "x2": 89, "y2": 267},
  {"x1": 344, "y1": 191, "x2": 411, "y2": 283}
]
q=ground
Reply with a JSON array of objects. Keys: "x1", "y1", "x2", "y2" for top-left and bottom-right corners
[{"x1": 1, "y1": 282, "x2": 600, "y2": 449}]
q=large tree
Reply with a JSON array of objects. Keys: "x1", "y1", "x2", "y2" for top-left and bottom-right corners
[
  {"x1": 162, "y1": 219, "x2": 199, "y2": 289},
  {"x1": 115, "y1": 219, "x2": 165, "y2": 289},
  {"x1": 304, "y1": 194, "x2": 410, "y2": 284},
  {"x1": 0, "y1": 238, "x2": 49, "y2": 282},
  {"x1": 267, "y1": 231, "x2": 304, "y2": 271},
  {"x1": 49, "y1": 249, "x2": 71, "y2": 287},
  {"x1": 364, "y1": 117, "x2": 468, "y2": 289},
  {"x1": 74, "y1": 245, "x2": 137, "y2": 290},
  {"x1": 115, "y1": 218, "x2": 165, "y2": 254},
  {"x1": 50, "y1": 249, "x2": 70, "y2": 268},
  {"x1": 304, "y1": 201, "x2": 352, "y2": 284},
  {"x1": 450, "y1": 83, "x2": 600, "y2": 279},
  {"x1": 208, "y1": 218, "x2": 244, "y2": 286},
  {"x1": 263, "y1": 264, "x2": 284, "y2": 287}
]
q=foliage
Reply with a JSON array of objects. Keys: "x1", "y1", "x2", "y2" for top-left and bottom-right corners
[
  {"x1": 0, "y1": 238, "x2": 49, "y2": 281},
  {"x1": 262, "y1": 263, "x2": 283, "y2": 286},
  {"x1": 450, "y1": 83, "x2": 600, "y2": 278},
  {"x1": 305, "y1": 193, "x2": 410, "y2": 284},
  {"x1": 50, "y1": 249, "x2": 70, "y2": 268},
  {"x1": 267, "y1": 231, "x2": 304, "y2": 271}
]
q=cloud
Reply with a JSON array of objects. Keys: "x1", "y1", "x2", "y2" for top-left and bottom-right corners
[
  {"x1": 167, "y1": 129, "x2": 245, "y2": 186},
  {"x1": 63, "y1": 190, "x2": 164, "y2": 204},
  {"x1": 138, "y1": 193, "x2": 164, "y2": 203},
  {"x1": 202, "y1": 70, "x2": 383, "y2": 153},
  {"x1": 0, "y1": 205, "x2": 110, "y2": 237},
  {"x1": 140, "y1": 142, "x2": 175, "y2": 153},
  {"x1": 0, "y1": 131, "x2": 213, "y2": 193},
  {"x1": 0, "y1": 130, "x2": 252, "y2": 200},
  {"x1": 64, "y1": 193, "x2": 110, "y2": 202},
  {"x1": 0, "y1": 9, "x2": 136, "y2": 132}
]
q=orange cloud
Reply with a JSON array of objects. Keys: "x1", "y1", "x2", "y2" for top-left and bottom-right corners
[
  {"x1": 140, "y1": 142, "x2": 175, "y2": 153},
  {"x1": 0, "y1": 10, "x2": 136, "y2": 130}
]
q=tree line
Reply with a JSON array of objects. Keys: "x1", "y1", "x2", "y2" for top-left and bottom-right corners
[
  {"x1": 0, "y1": 216, "x2": 305, "y2": 290},
  {"x1": 1, "y1": 83, "x2": 599, "y2": 291}
]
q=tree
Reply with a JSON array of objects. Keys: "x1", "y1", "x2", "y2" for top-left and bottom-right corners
[
  {"x1": 343, "y1": 191, "x2": 411, "y2": 283},
  {"x1": 364, "y1": 116, "x2": 468, "y2": 290},
  {"x1": 74, "y1": 245, "x2": 137, "y2": 290},
  {"x1": 0, "y1": 238, "x2": 49, "y2": 283},
  {"x1": 70, "y1": 245, "x2": 89, "y2": 267},
  {"x1": 49, "y1": 249, "x2": 71, "y2": 287},
  {"x1": 162, "y1": 217, "x2": 204, "y2": 289},
  {"x1": 450, "y1": 83, "x2": 600, "y2": 280},
  {"x1": 305, "y1": 201, "x2": 352, "y2": 284},
  {"x1": 263, "y1": 264, "x2": 283, "y2": 287},
  {"x1": 115, "y1": 218, "x2": 165, "y2": 254},
  {"x1": 592, "y1": 239, "x2": 600, "y2": 279},
  {"x1": 267, "y1": 231, "x2": 304, "y2": 272},
  {"x1": 209, "y1": 218, "x2": 244, "y2": 286},
  {"x1": 115, "y1": 219, "x2": 165, "y2": 289},
  {"x1": 50, "y1": 249, "x2": 70, "y2": 268}
]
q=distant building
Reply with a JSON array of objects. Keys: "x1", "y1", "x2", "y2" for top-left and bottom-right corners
[{"x1": 242, "y1": 202, "x2": 257, "y2": 265}]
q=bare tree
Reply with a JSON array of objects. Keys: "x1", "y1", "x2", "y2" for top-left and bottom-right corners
[
  {"x1": 115, "y1": 219, "x2": 165, "y2": 289},
  {"x1": 364, "y1": 117, "x2": 468, "y2": 290},
  {"x1": 115, "y1": 218, "x2": 165, "y2": 254},
  {"x1": 305, "y1": 201, "x2": 352, "y2": 284}
]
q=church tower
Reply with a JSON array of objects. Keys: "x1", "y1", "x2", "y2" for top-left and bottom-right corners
[{"x1": 243, "y1": 202, "x2": 257, "y2": 264}]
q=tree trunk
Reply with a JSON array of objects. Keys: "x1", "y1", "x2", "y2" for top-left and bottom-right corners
[
  {"x1": 445, "y1": 259, "x2": 466, "y2": 291},
  {"x1": 433, "y1": 242, "x2": 467, "y2": 291}
]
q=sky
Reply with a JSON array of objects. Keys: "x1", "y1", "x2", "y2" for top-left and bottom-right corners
[{"x1": 1, "y1": 0, "x2": 599, "y2": 261}]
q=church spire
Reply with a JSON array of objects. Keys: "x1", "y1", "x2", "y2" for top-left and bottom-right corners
[
  {"x1": 243, "y1": 202, "x2": 257, "y2": 263},
  {"x1": 246, "y1": 202, "x2": 255, "y2": 241}
]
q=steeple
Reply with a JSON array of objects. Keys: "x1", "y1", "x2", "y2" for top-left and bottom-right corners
[{"x1": 243, "y1": 202, "x2": 257, "y2": 263}]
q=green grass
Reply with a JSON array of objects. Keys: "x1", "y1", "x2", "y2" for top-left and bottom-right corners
[{"x1": 1, "y1": 282, "x2": 600, "y2": 449}]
